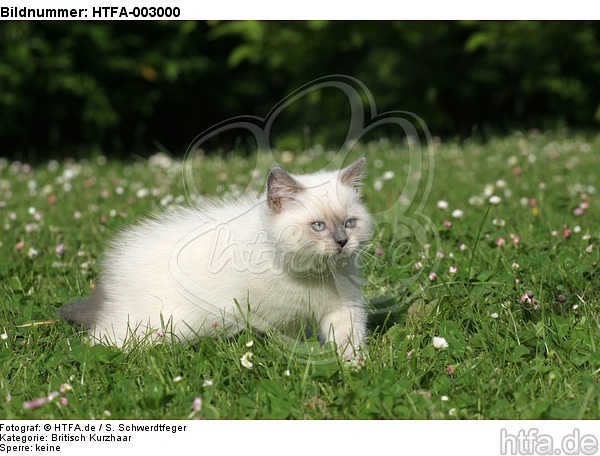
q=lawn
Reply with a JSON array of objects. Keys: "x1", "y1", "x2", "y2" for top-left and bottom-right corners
[{"x1": 0, "y1": 130, "x2": 598, "y2": 419}]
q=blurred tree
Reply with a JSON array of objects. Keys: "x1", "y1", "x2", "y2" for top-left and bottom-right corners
[
  {"x1": 214, "y1": 21, "x2": 600, "y2": 140},
  {"x1": 0, "y1": 22, "x2": 217, "y2": 158},
  {"x1": 1, "y1": 21, "x2": 599, "y2": 159}
]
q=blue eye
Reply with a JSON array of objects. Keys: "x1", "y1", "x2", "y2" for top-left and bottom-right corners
[
  {"x1": 311, "y1": 221, "x2": 326, "y2": 231},
  {"x1": 345, "y1": 218, "x2": 356, "y2": 228}
]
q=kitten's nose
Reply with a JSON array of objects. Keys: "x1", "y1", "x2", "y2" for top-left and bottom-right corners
[{"x1": 337, "y1": 238, "x2": 348, "y2": 249}]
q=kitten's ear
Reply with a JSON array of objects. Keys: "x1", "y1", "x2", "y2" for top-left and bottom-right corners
[
  {"x1": 340, "y1": 157, "x2": 366, "y2": 189},
  {"x1": 267, "y1": 167, "x2": 302, "y2": 212}
]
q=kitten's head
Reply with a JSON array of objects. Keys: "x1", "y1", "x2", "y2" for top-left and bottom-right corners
[{"x1": 265, "y1": 158, "x2": 372, "y2": 273}]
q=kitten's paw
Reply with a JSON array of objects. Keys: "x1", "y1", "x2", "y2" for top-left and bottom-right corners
[{"x1": 344, "y1": 346, "x2": 367, "y2": 370}]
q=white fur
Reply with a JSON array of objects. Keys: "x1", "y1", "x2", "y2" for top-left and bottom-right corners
[{"x1": 77, "y1": 162, "x2": 372, "y2": 359}]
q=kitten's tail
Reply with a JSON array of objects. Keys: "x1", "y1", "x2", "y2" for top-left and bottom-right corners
[
  {"x1": 60, "y1": 301, "x2": 93, "y2": 327},
  {"x1": 61, "y1": 287, "x2": 105, "y2": 328}
]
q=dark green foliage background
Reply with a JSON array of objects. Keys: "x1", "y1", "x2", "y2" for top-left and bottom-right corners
[{"x1": 2, "y1": 21, "x2": 600, "y2": 159}]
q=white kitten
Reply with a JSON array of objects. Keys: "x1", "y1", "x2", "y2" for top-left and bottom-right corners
[{"x1": 62, "y1": 158, "x2": 373, "y2": 359}]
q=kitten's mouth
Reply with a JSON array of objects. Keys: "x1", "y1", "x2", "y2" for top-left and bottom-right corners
[{"x1": 328, "y1": 247, "x2": 354, "y2": 261}]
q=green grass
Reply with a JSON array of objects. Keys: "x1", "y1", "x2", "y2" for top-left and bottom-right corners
[{"x1": 0, "y1": 130, "x2": 598, "y2": 419}]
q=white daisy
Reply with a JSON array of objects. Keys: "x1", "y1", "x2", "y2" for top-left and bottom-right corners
[
  {"x1": 489, "y1": 195, "x2": 502, "y2": 205},
  {"x1": 432, "y1": 336, "x2": 449, "y2": 350},
  {"x1": 437, "y1": 200, "x2": 449, "y2": 210},
  {"x1": 240, "y1": 352, "x2": 253, "y2": 369}
]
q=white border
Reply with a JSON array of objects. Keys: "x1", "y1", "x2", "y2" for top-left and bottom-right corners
[
  {"x1": 0, "y1": 420, "x2": 598, "y2": 456},
  {"x1": 2, "y1": 0, "x2": 599, "y2": 20}
]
